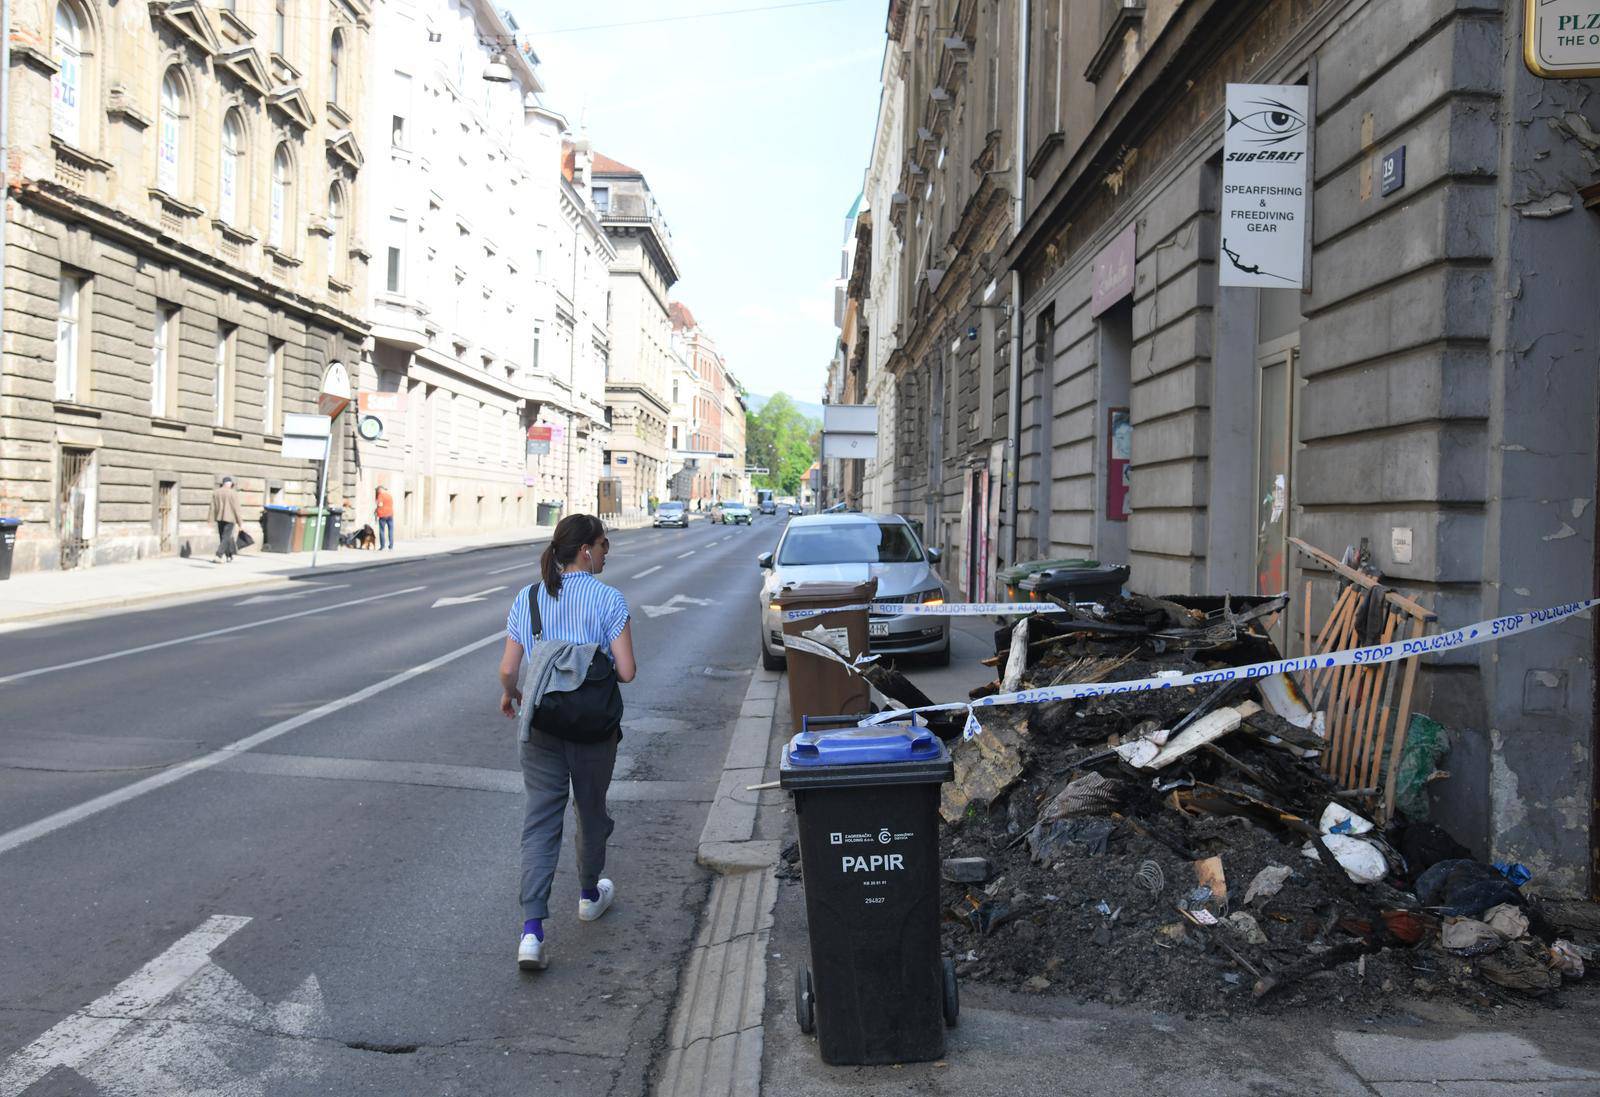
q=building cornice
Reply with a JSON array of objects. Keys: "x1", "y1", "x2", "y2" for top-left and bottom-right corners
[{"x1": 14, "y1": 180, "x2": 366, "y2": 337}]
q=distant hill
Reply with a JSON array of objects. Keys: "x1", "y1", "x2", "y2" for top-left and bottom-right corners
[{"x1": 747, "y1": 393, "x2": 824, "y2": 423}]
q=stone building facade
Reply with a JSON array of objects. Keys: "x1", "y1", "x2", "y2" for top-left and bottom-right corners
[
  {"x1": 587, "y1": 151, "x2": 676, "y2": 512},
  {"x1": 853, "y1": 0, "x2": 1600, "y2": 892},
  {"x1": 667, "y1": 300, "x2": 740, "y2": 506},
  {"x1": 2, "y1": 0, "x2": 370, "y2": 570},
  {"x1": 358, "y1": 0, "x2": 610, "y2": 539}
]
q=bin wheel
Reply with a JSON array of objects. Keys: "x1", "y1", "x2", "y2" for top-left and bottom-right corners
[
  {"x1": 795, "y1": 966, "x2": 815, "y2": 1034},
  {"x1": 761, "y1": 638, "x2": 787, "y2": 672},
  {"x1": 942, "y1": 956, "x2": 959, "y2": 1027}
]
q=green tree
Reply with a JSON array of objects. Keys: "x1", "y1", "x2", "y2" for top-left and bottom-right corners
[{"x1": 746, "y1": 393, "x2": 819, "y2": 496}]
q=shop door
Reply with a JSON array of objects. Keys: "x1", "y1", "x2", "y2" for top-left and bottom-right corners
[
  {"x1": 1254, "y1": 337, "x2": 1298, "y2": 611},
  {"x1": 58, "y1": 447, "x2": 94, "y2": 569},
  {"x1": 157, "y1": 480, "x2": 177, "y2": 553}
]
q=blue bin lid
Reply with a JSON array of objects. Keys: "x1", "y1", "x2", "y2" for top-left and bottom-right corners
[
  {"x1": 785, "y1": 724, "x2": 942, "y2": 767},
  {"x1": 263, "y1": 504, "x2": 297, "y2": 512},
  {"x1": 0, "y1": 517, "x2": 20, "y2": 527}
]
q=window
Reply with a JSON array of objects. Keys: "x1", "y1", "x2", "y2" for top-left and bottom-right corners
[
  {"x1": 392, "y1": 71, "x2": 411, "y2": 148},
  {"x1": 263, "y1": 339, "x2": 282, "y2": 433},
  {"x1": 51, "y1": 1, "x2": 85, "y2": 146},
  {"x1": 531, "y1": 323, "x2": 541, "y2": 371},
  {"x1": 274, "y1": 0, "x2": 287, "y2": 55},
  {"x1": 213, "y1": 323, "x2": 235, "y2": 426},
  {"x1": 326, "y1": 183, "x2": 345, "y2": 277},
  {"x1": 157, "y1": 69, "x2": 184, "y2": 195},
  {"x1": 55, "y1": 272, "x2": 85, "y2": 401},
  {"x1": 269, "y1": 144, "x2": 292, "y2": 249},
  {"x1": 219, "y1": 109, "x2": 244, "y2": 226},
  {"x1": 391, "y1": 113, "x2": 406, "y2": 149},
  {"x1": 592, "y1": 186, "x2": 610, "y2": 213},
  {"x1": 385, "y1": 215, "x2": 406, "y2": 293},
  {"x1": 152, "y1": 305, "x2": 176, "y2": 416},
  {"x1": 328, "y1": 30, "x2": 343, "y2": 106}
]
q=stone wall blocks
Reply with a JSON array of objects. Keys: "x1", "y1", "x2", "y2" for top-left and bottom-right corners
[
  {"x1": 1302, "y1": 265, "x2": 1490, "y2": 374},
  {"x1": 1128, "y1": 550, "x2": 1206, "y2": 597},
  {"x1": 1054, "y1": 371, "x2": 1096, "y2": 416},
  {"x1": 1293, "y1": 507, "x2": 1485, "y2": 583},
  {"x1": 1133, "y1": 311, "x2": 1211, "y2": 379},
  {"x1": 1048, "y1": 475, "x2": 1092, "y2": 513},
  {"x1": 1128, "y1": 459, "x2": 1207, "y2": 509},
  {"x1": 1133, "y1": 360, "x2": 1209, "y2": 423},
  {"x1": 1130, "y1": 410, "x2": 1209, "y2": 465},
  {"x1": 1316, "y1": 0, "x2": 1498, "y2": 122},
  {"x1": 1295, "y1": 420, "x2": 1487, "y2": 506},
  {"x1": 1298, "y1": 346, "x2": 1489, "y2": 437}
]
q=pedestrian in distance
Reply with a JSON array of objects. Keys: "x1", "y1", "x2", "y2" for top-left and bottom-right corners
[
  {"x1": 209, "y1": 476, "x2": 243, "y2": 563},
  {"x1": 497, "y1": 513, "x2": 637, "y2": 972},
  {"x1": 374, "y1": 484, "x2": 395, "y2": 550}
]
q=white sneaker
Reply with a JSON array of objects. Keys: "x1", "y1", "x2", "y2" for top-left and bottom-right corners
[
  {"x1": 517, "y1": 933, "x2": 548, "y2": 971},
  {"x1": 578, "y1": 879, "x2": 615, "y2": 922}
]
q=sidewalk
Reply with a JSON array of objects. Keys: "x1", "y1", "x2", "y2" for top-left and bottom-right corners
[
  {"x1": 669, "y1": 623, "x2": 1600, "y2": 1096},
  {"x1": 0, "y1": 514, "x2": 654, "y2": 628}
]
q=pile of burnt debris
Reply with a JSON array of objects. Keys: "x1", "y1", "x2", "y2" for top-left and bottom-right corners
[{"x1": 866, "y1": 592, "x2": 1599, "y2": 1015}]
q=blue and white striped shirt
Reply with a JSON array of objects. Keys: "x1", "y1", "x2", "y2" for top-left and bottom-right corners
[{"x1": 506, "y1": 572, "x2": 629, "y2": 659}]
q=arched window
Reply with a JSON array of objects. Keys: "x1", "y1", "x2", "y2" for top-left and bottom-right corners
[
  {"x1": 326, "y1": 182, "x2": 344, "y2": 277},
  {"x1": 329, "y1": 30, "x2": 343, "y2": 106},
  {"x1": 269, "y1": 144, "x2": 294, "y2": 250},
  {"x1": 219, "y1": 110, "x2": 245, "y2": 226},
  {"x1": 51, "y1": 2, "x2": 86, "y2": 146},
  {"x1": 157, "y1": 69, "x2": 185, "y2": 195}
]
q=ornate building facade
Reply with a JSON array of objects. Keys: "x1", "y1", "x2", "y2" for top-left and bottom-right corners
[{"x1": 1, "y1": 0, "x2": 370, "y2": 570}]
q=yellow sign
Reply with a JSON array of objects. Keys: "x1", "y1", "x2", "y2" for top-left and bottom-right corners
[{"x1": 1526, "y1": 0, "x2": 1600, "y2": 78}]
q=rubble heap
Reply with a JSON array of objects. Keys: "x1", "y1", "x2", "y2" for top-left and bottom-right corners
[{"x1": 917, "y1": 594, "x2": 1597, "y2": 1015}]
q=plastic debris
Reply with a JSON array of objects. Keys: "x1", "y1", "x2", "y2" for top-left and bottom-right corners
[
  {"x1": 1304, "y1": 835, "x2": 1387, "y2": 884},
  {"x1": 1414, "y1": 859, "x2": 1525, "y2": 917},
  {"x1": 1548, "y1": 940, "x2": 1585, "y2": 979},
  {"x1": 1319, "y1": 803, "x2": 1375, "y2": 836},
  {"x1": 1493, "y1": 861, "x2": 1533, "y2": 887},
  {"x1": 1482, "y1": 903, "x2": 1530, "y2": 940},
  {"x1": 942, "y1": 856, "x2": 996, "y2": 884},
  {"x1": 1441, "y1": 917, "x2": 1504, "y2": 957},
  {"x1": 1243, "y1": 864, "x2": 1293, "y2": 906}
]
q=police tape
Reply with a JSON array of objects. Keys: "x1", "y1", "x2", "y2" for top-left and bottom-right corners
[
  {"x1": 780, "y1": 600, "x2": 1081, "y2": 623},
  {"x1": 840, "y1": 596, "x2": 1600, "y2": 734}
]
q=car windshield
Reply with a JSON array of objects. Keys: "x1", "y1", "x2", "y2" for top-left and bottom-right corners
[
  {"x1": 726, "y1": 505, "x2": 747, "y2": 512},
  {"x1": 659, "y1": 502, "x2": 683, "y2": 512},
  {"x1": 777, "y1": 521, "x2": 924, "y2": 565}
]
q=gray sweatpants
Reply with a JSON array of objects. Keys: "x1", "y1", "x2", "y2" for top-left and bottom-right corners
[{"x1": 519, "y1": 728, "x2": 619, "y2": 921}]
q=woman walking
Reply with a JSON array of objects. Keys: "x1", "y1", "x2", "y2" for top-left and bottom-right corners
[{"x1": 498, "y1": 514, "x2": 636, "y2": 971}]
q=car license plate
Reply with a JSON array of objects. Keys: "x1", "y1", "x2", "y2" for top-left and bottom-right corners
[{"x1": 869, "y1": 621, "x2": 889, "y2": 638}]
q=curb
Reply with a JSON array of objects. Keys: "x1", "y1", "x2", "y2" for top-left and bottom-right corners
[
  {"x1": 656, "y1": 662, "x2": 786, "y2": 1096},
  {"x1": 0, "y1": 517, "x2": 656, "y2": 628}
]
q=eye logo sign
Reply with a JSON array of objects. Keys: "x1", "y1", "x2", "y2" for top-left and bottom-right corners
[
  {"x1": 1227, "y1": 97, "x2": 1308, "y2": 147},
  {"x1": 1219, "y1": 83, "x2": 1310, "y2": 289}
]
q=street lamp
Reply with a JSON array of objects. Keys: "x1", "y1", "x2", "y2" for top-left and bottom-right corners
[{"x1": 482, "y1": 51, "x2": 514, "y2": 82}]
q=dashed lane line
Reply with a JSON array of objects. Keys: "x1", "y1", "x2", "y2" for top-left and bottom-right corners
[
  {"x1": 0, "y1": 586, "x2": 428, "y2": 687},
  {"x1": 676, "y1": 551, "x2": 696, "y2": 559},
  {"x1": 0, "y1": 631, "x2": 502, "y2": 858},
  {"x1": 632, "y1": 566, "x2": 663, "y2": 579}
]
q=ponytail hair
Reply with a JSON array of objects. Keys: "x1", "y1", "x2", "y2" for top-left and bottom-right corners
[{"x1": 540, "y1": 513, "x2": 607, "y2": 597}]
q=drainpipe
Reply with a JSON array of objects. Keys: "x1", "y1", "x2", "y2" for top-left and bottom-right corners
[{"x1": 1004, "y1": 0, "x2": 1029, "y2": 572}]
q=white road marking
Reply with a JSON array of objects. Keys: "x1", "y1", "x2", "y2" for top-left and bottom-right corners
[
  {"x1": 0, "y1": 631, "x2": 502, "y2": 857},
  {"x1": 640, "y1": 594, "x2": 715, "y2": 619},
  {"x1": 233, "y1": 583, "x2": 350, "y2": 606},
  {"x1": 676, "y1": 550, "x2": 696, "y2": 559},
  {"x1": 631, "y1": 565, "x2": 662, "y2": 579},
  {"x1": 0, "y1": 586, "x2": 427, "y2": 687},
  {"x1": 430, "y1": 584, "x2": 508, "y2": 608},
  {"x1": 486, "y1": 560, "x2": 535, "y2": 576},
  {"x1": 0, "y1": 914, "x2": 252, "y2": 1096}
]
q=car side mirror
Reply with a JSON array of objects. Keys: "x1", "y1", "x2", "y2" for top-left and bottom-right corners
[
  {"x1": 758, "y1": 552, "x2": 774, "y2": 569},
  {"x1": 926, "y1": 547, "x2": 942, "y2": 564}
]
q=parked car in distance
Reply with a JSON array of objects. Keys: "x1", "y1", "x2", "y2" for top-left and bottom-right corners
[
  {"x1": 758, "y1": 498, "x2": 777, "y2": 515},
  {"x1": 720, "y1": 503, "x2": 752, "y2": 525},
  {"x1": 789, "y1": 503, "x2": 806, "y2": 516},
  {"x1": 654, "y1": 500, "x2": 688, "y2": 528},
  {"x1": 757, "y1": 512, "x2": 948, "y2": 671}
]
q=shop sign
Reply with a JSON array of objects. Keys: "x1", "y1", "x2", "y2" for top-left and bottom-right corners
[
  {"x1": 526, "y1": 424, "x2": 552, "y2": 456},
  {"x1": 358, "y1": 391, "x2": 406, "y2": 414},
  {"x1": 1089, "y1": 224, "x2": 1136, "y2": 318},
  {"x1": 1525, "y1": 0, "x2": 1600, "y2": 78},
  {"x1": 1219, "y1": 84, "x2": 1310, "y2": 289}
]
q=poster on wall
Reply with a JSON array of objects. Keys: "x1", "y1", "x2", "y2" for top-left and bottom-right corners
[
  {"x1": 1107, "y1": 408, "x2": 1131, "y2": 521},
  {"x1": 1218, "y1": 83, "x2": 1310, "y2": 289}
]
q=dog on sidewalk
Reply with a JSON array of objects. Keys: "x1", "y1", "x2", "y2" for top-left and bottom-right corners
[{"x1": 341, "y1": 524, "x2": 378, "y2": 550}]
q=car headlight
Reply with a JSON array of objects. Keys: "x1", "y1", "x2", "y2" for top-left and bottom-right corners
[{"x1": 907, "y1": 588, "x2": 945, "y2": 605}]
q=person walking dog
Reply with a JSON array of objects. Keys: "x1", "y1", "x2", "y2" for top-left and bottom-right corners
[
  {"x1": 210, "y1": 476, "x2": 243, "y2": 563},
  {"x1": 374, "y1": 485, "x2": 395, "y2": 550},
  {"x1": 497, "y1": 514, "x2": 636, "y2": 971}
]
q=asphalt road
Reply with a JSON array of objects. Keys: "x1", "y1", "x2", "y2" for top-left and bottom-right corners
[{"x1": 0, "y1": 514, "x2": 785, "y2": 1096}]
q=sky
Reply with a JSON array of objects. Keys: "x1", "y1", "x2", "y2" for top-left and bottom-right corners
[{"x1": 503, "y1": 0, "x2": 887, "y2": 402}]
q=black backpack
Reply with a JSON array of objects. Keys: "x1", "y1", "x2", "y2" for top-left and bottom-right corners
[{"x1": 526, "y1": 585, "x2": 623, "y2": 744}]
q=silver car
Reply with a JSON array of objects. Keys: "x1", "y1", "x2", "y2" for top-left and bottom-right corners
[
  {"x1": 757, "y1": 513, "x2": 949, "y2": 671},
  {"x1": 653, "y1": 501, "x2": 688, "y2": 528}
]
